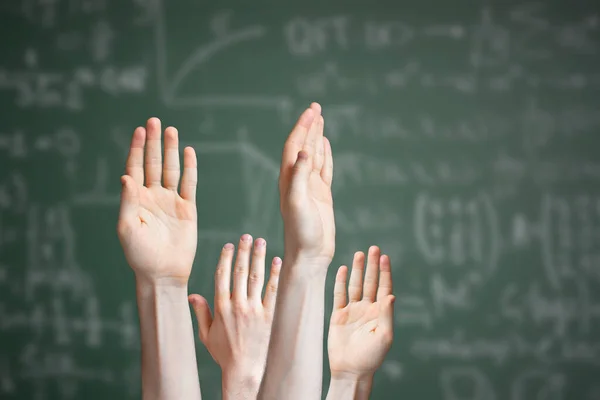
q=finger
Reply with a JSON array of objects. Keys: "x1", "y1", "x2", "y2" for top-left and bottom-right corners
[
  {"x1": 287, "y1": 151, "x2": 311, "y2": 199},
  {"x1": 232, "y1": 234, "x2": 253, "y2": 304},
  {"x1": 125, "y1": 127, "x2": 146, "y2": 185},
  {"x1": 379, "y1": 294, "x2": 396, "y2": 340},
  {"x1": 348, "y1": 251, "x2": 365, "y2": 302},
  {"x1": 302, "y1": 106, "x2": 323, "y2": 164},
  {"x1": 247, "y1": 238, "x2": 266, "y2": 302},
  {"x1": 312, "y1": 116, "x2": 325, "y2": 172},
  {"x1": 263, "y1": 257, "x2": 282, "y2": 311},
  {"x1": 117, "y1": 175, "x2": 139, "y2": 239},
  {"x1": 188, "y1": 294, "x2": 213, "y2": 344},
  {"x1": 377, "y1": 255, "x2": 393, "y2": 302},
  {"x1": 163, "y1": 126, "x2": 180, "y2": 191},
  {"x1": 144, "y1": 117, "x2": 162, "y2": 187},
  {"x1": 320, "y1": 137, "x2": 333, "y2": 186},
  {"x1": 363, "y1": 246, "x2": 381, "y2": 302},
  {"x1": 280, "y1": 107, "x2": 316, "y2": 189},
  {"x1": 180, "y1": 147, "x2": 197, "y2": 203},
  {"x1": 214, "y1": 243, "x2": 234, "y2": 305},
  {"x1": 332, "y1": 265, "x2": 348, "y2": 310},
  {"x1": 118, "y1": 175, "x2": 139, "y2": 220}
]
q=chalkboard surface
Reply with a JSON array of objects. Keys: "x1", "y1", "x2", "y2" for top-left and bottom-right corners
[{"x1": 1, "y1": 1, "x2": 600, "y2": 399}]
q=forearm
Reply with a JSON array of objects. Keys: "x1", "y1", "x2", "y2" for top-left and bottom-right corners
[
  {"x1": 325, "y1": 375, "x2": 373, "y2": 400},
  {"x1": 258, "y1": 257, "x2": 328, "y2": 400},
  {"x1": 136, "y1": 277, "x2": 201, "y2": 400}
]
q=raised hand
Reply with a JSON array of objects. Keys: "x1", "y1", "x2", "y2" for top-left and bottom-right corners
[
  {"x1": 118, "y1": 118, "x2": 201, "y2": 400},
  {"x1": 278, "y1": 102, "x2": 335, "y2": 266},
  {"x1": 328, "y1": 246, "x2": 395, "y2": 384},
  {"x1": 259, "y1": 104, "x2": 335, "y2": 400},
  {"x1": 117, "y1": 117, "x2": 198, "y2": 284},
  {"x1": 189, "y1": 235, "x2": 281, "y2": 399}
]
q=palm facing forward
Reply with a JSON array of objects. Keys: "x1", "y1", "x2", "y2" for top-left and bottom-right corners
[
  {"x1": 328, "y1": 247, "x2": 396, "y2": 378},
  {"x1": 117, "y1": 117, "x2": 198, "y2": 283}
]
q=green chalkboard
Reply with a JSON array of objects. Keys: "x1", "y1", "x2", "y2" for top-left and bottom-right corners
[{"x1": 1, "y1": 0, "x2": 600, "y2": 399}]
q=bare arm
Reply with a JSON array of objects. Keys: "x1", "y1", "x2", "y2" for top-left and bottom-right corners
[
  {"x1": 117, "y1": 118, "x2": 201, "y2": 400},
  {"x1": 259, "y1": 257, "x2": 328, "y2": 399},
  {"x1": 326, "y1": 375, "x2": 373, "y2": 400},
  {"x1": 189, "y1": 236, "x2": 282, "y2": 400},
  {"x1": 325, "y1": 250, "x2": 395, "y2": 400},
  {"x1": 137, "y1": 279, "x2": 201, "y2": 400},
  {"x1": 259, "y1": 103, "x2": 336, "y2": 400}
]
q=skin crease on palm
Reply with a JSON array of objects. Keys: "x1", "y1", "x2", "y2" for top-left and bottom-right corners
[
  {"x1": 118, "y1": 118, "x2": 198, "y2": 284},
  {"x1": 117, "y1": 117, "x2": 202, "y2": 400},
  {"x1": 328, "y1": 246, "x2": 396, "y2": 378}
]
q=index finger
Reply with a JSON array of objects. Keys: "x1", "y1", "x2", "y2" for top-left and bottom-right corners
[{"x1": 125, "y1": 126, "x2": 146, "y2": 185}]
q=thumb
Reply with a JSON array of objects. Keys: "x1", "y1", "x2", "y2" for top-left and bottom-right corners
[
  {"x1": 119, "y1": 175, "x2": 139, "y2": 220},
  {"x1": 188, "y1": 294, "x2": 213, "y2": 344},
  {"x1": 379, "y1": 294, "x2": 395, "y2": 335},
  {"x1": 287, "y1": 151, "x2": 311, "y2": 198}
]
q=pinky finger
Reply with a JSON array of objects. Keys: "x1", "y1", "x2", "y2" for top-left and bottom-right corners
[
  {"x1": 332, "y1": 265, "x2": 348, "y2": 310},
  {"x1": 180, "y1": 146, "x2": 198, "y2": 203},
  {"x1": 263, "y1": 257, "x2": 282, "y2": 311}
]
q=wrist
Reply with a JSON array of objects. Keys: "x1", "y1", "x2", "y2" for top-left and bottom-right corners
[
  {"x1": 222, "y1": 368, "x2": 262, "y2": 398},
  {"x1": 282, "y1": 252, "x2": 331, "y2": 281},
  {"x1": 135, "y1": 276, "x2": 189, "y2": 301},
  {"x1": 331, "y1": 370, "x2": 373, "y2": 384},
  {"x1": 329, "y1": 372, "x2": 373, "y2": 400},
  {"x1": 135, "y1": 274, "x2": 189, "y2": 291}
]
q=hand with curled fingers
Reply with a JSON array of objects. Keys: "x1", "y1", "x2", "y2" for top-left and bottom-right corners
[
  {"x1": 189, "y1": 235, "x2": 281, "y2": 399},
  {"x1": 327, "y1": 246, "x2": 395, "y2": 397},
  {"x1": 117, "y1": 117, "x2": 198, "y2": 285},
  {"x1": 279, "y1": 102, "x2": 335, "y2": 267}
]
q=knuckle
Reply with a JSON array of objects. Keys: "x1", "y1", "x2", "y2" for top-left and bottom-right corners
[
  {"x1": 248, "y1": 271, "x2": 262, "y2": 284},
  {"x1": 266, "y1": 282, "x2": 279, "y2": 294},
  {"x1": 232, "y1": 298, "x2": 246, "y2": 309},
  {"x1": 233, "y1": 266, "x2": 248, "y2": 277},
  {"x1": 214, "y1": 265, "x2": 225, "y2": 277},
  {"x1": 303, "y1": 140, "x2": 316, "y2": 148},
  {"x1": 216, "y1": 298, "x2": 229, "y2": 310}
]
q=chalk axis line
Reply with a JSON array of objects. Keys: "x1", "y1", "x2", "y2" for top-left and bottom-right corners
[
  {"x1": 154, "y1": 1, "x2": 291, "y2": 110},
  {"x1": 73, "y1": 3, "x2": 283, "y2": 243}
]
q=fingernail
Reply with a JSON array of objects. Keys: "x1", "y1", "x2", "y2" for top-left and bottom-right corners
[
  {"x1": 256, "y1": 238, "x2": 266, "y2": 247},
  {"x1": 297, "y1": 151, "x2": 308, "y2": 161},
  {"x1": 273, "y1": 257, "x2": 282, "y2": 265},
  {"x1": 241, "y1": 234, "x2": 252, "y2": 243},
  {"x1": 223, "y1": 243, "x2": 234, "y2": 250}
]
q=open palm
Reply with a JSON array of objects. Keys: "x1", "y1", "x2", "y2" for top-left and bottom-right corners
[
  {"x1": 117, "y1": 118, "x2": 198, "y2": 283},
  {"x1": 328, "y1": 247, "x2": 395, "y2": 378},
  {"x1": 279, "y1": 103, "x2": 335, "y2": 263}
]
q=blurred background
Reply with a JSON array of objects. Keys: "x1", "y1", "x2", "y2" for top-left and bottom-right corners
[{"x1": 1, "y1": 0, "x2": 600, "y2": 398}]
